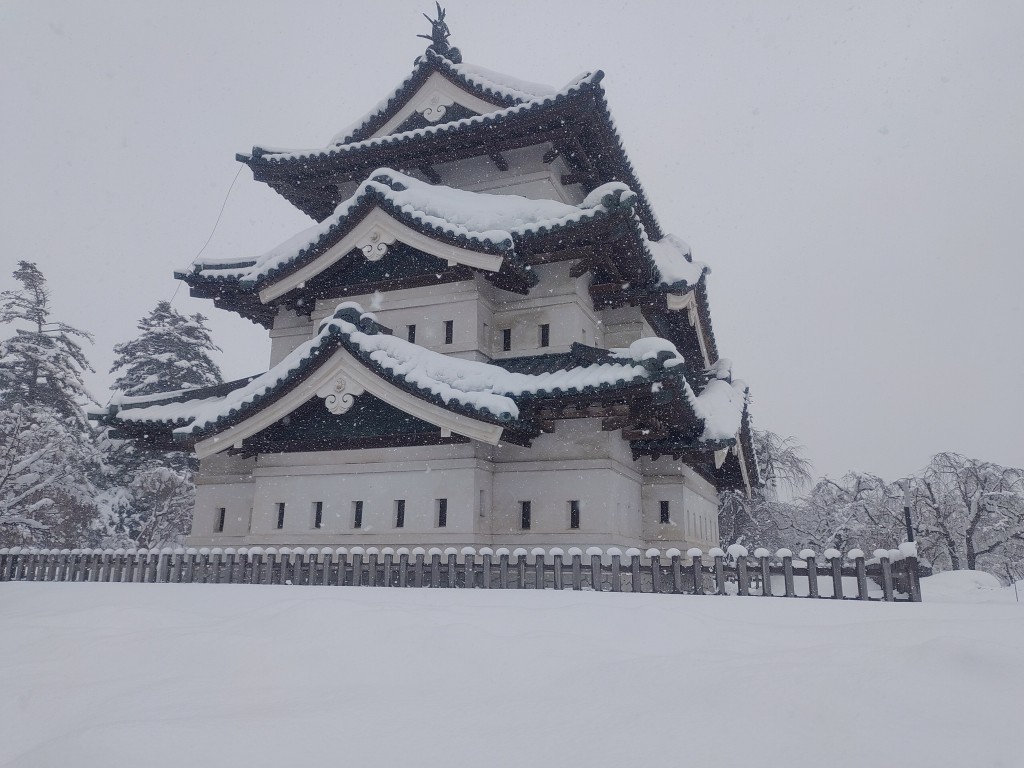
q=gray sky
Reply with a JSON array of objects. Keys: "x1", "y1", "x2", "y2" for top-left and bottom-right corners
[{"x1": 2, "y1": 0, "x2": 1022, "y2": 482}]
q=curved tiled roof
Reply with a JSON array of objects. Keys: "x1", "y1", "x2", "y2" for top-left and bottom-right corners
[
  {"x1": 329, "y1": 49, "x2": 555, "y2": 146},
  {"x1": 97, "y1": 302, "x2": 745, "y2": 453},
  {"x1": 181, "y1": 169, "x2": 640, "y2": 291}
]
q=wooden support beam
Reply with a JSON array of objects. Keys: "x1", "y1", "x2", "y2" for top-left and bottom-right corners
[
  {"x1": 561, "y1": 173, "x2": 591, "y2": 187},
  {"x1": 418, "y1": 165, "x2": 442, "y2": 184},
  {"x1": 488, "y1": 152, "x2": 509, "y2": 171},
  {"x1": 542, "y1": 148, "x2": 560, "y2": 164}
]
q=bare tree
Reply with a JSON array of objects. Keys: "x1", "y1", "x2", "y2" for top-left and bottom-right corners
[
  {"x1": 718, "y1": 428, "x2": 811, "y2": 547},
  {"x1": 913, "y1": 452, "x2": 1024, "y2": 572}
]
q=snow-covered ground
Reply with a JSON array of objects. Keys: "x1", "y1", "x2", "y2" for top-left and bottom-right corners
[{"x1": 1, "y1": 574, "x2": 1021, "y2": 767}]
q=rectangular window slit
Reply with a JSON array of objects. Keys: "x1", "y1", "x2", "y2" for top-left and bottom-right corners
[
  {"x1": 520, "y1": 500, "x2": 532, "y2": 530},
  {"x1": 276, "y1": 502, "x2": 285, "y2": 530},
  {"x1": 660, "y1": 500, "x2": 671, "y2": 525},
  {"x1": 502, "y1": 328, "x2": 512, "y2": 352},
  {"x1": 437, "y1": 498, "x2": 448, "y2": 528},
  {"x1": 538, "y1": 324, "x2": 550, "y2": 348},
  {"x1": 444, "y1": 320, "x2": 454, "y2": 345},
  {"x1": 215, "y1": 507, "x2": 226, "y2": 533},
  {"x1": 395, "y1": 499, "x2": 406, "y2": 528},
  {"x1": 407, "y1": 324, "x2": 416, "y2": 343},
  {"x1": 313, "y1": 501, "x2": 323, "y2": 529},
  {"x1": 569, "y1": 500, "x2": 580, "y2": 530},
  {"x1": 353, "y1": 500, "x2": 363, "y2": 530}
]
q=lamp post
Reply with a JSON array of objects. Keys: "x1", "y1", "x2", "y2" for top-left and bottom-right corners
[{"x1": 901, "y1": 478, "x2": 915, "y2": 543}]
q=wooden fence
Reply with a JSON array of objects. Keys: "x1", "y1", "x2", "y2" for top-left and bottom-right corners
[{"x1": 0, "y1": 543, "x2": 922, "y2": 601}]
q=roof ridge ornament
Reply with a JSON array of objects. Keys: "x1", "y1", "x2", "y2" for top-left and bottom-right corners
[{"x1": 417, "y1": 3, "x2": 462, "y2": 63}]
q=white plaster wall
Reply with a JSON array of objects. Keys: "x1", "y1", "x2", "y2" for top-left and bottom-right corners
[
  {"x1": 640, "y1": 457, "x2": 720, "y2": 551},
  {"x1": 188, "y1": 453, "x2": 256, "y2": 546}
]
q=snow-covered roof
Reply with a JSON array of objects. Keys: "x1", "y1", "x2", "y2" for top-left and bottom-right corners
[
  {"x1": 100, "y1": 302, "x2": 747, "y2": 452},
  {"x1": 185, "y1": 169, "x2": 705, "y2": 297},
  {"x1": 327, "y1": 49, "x2": 556, "y2": 147},
  {"x1": 249, "y1": 70, "x2": 600, "y2": 164}
]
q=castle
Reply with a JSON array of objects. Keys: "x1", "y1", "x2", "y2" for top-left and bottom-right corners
[{"x1": 99, "y1": 11, "x2": 757, "y2": 552}]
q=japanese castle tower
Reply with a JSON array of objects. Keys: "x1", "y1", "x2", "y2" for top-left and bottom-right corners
[{"x1": 101, "y1": 12, "x2": 757, "y2": 551}]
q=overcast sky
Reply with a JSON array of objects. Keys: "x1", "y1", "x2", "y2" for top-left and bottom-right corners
[{"x1": 2, "y1": 1, "x2": 1022, "y2": 482}]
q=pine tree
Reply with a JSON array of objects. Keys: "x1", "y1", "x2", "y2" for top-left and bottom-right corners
[
  {"x1": 99, "y1": 301, "x2": 223, "y2": 547},
  {"x1": 110, "y1": 300, "x2": 222, "y2": 397},
  {"x1": 0, "y1": 261, "x2": 94, "y2": 419},
  {"x1": 0, "y1": 262, "x2": 101, "y2": 546}
]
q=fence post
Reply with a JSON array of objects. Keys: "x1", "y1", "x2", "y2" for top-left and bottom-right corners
[
  {"x1": 335, "y1": 548, "x2": 350, "y2": 587},
  {"x1": 413, "y1": 548, "x2": 426, "y2": 588},
  {"x1": 728, "y1": 545, "x2": 749, "y2": 596},
  {"x1": 363, "y1": 548, "x2": 378, "y2": 587},
  {"x1": 462, "y1": 547, "x2": 476, "y2": 589},
  {"x1": 568, "y1": 547, "x2": 582, "y2": 590},
  {"x1": 349, "y1": 547, "x2": 363, "y2": 587},
  {"x1": 532, "y1": 548, "x2": 546, "y2": 590},
  {"x1": 315, "y1": 548, "x2": 330, "y2": 586},
  {"x1": 514, "y1": 548, "x2": 528, "y2": 589},
  {"x1": 874, "y1": 549, "x2": 894, "y2": 601},
  {"x1": 664, "y1": 548, "x2": 681, "y2": 593},
  {"x1": 821, "y1": 549, "x2": 842, "y2": 599},
  {"x1": 144, "y1": 549, "x2": 158, "y2": 583},
  {"x1": 848, "y1": 549, "x2": 868, "y2": 600},
  {"x1": 0, "y1": 549, "x2": 9, "y2": 581},
  {"x1": 70, "y1": 549, "x2": 85, "y2": 582},
  {"x1": 122, "y1": 549, "x2": 139, "y2": 583},
  {"x1": 429, "y1": 548, "x2": 442, "y2": 587},
  {"x1": 481, "y1": 547, "x2": 494, "y2": 589},
  {"x1": 397, "y1": 548, "x2": 410, "y2": 588},
  {"x1": 497, "y1": 548, "x2": 511, "y2": 589},
  {"x1": 800, "y1": 550, "x2": 818, "y2": 598},
  {"x1": 775, "y1": 549, "x2": 794, "y2": 597},
  {"x1": 709, "y1": 548, "x2": 726, "y2": 594},
  {"x1": 626, "y1": 548, "x2": 642, "y2": 592},
  {"x1": 261, "y1": 548, "x2": 276, "y2": 585},
  {"x1": 551, "y1": 548, "x2": 564, "y2": 590},
  {"x1": 440, "y1": 548, "x2": 454, "y2": 587},
  {"x1": 21, "y1": 549, "x2": 36, "y2": 581},
  {"x1": 292, "y1": 548, "x2": 305, "y2": 585},
  {"x1": 685, "y1": 548, "x2": 702, "y2": 595},
  {"x1": 587, "y1": 547, "x2": 602, "y2": 592},
  {"x1": 608, "y1": 548, "x2": 622, "y2": 592},
  {"x1": 207, "y1": 548, "x2": 221, "y2": 584},
  {"x1": 755, "y1": 548, "x2": 772, "y2": 597},
  {"x1": 647, "y1": 549, "x2": 662, "y2": 594},
  {"x1": 900, "y1": 542, "x2": 922, "y2": 602}
]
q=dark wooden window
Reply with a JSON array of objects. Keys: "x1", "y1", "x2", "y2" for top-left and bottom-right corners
[
  {"x1": 520, "y1": 500, "x2": 531, "y2": 530},
  {"x1": 502, "y1": 328, "x2": 512, "y2": 351},
  {"x1": 569, "y1": 500, "x2": 580, "y2": 529},
  {"x1": 395, "y1": 499, "x2": 406, "y2": 528},
  {"x1": 660, "y1": 500, "x2": 671, "y2": 524},
  {"x1": 437, "y1": 498, "x2": 448, "y2": 528},
  {"x1": 407, "y1": 324, "x2": 416, "y2": 343},
  {"x1": 313, "y1": 501, "x2": 323, "y2": 529},
  {"x1": 444, "y1": 320, "x2": 454, "y2": 345},
  {"x1": 276, "y1": 502, "x2": 286, "y2": 530},
  {"x1": 538, "y1": 324, "x2": 550, "y2": 348},
  {"x1": 215, "y1": 507, "x2": 226, "y2": 533},
  {"x1": 353, "y1": 500, "x2": 363, "y2": 529}
]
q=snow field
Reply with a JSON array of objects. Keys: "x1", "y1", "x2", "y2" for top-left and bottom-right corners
[{"x1": 0, "y1": 577, "x2": 1021, "y2": 767}]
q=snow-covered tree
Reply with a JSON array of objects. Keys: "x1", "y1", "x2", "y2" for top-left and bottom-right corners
[
  {"x1": 718, "y1": 428, "x2": 811, "y2": 547},
  {"x1": 99, "y1": 301, "x2": 223, "y2": 547},
  {"x1": 0, "y1": 261, "x2": 94, "y2": 419},
  {"x1": 789, "y1": 472, "x2": 904, "y2": 553},
  {"x1": 0, "y1": 262, "x2": 101, "y2": 546},
  {"x1": 913, "y1": 452, "x2": 1024, "y2": 573},
  {"x1": 110, "y1": 301, "x2": 221, "y2": 397}
]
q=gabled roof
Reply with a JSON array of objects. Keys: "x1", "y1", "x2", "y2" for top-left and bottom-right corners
[
  {"x1": 179, "y1": 169, "x2": 707, "y2": 327},
  {"x1": 95, "y1": 302, "x2": 748, "y2": 464},
  {"x1": 237, "y1": 70, "x2": 663, "y2": 239},
  {"x1": 328, "y1": 49, "x2": 556, "y2": 145}
]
